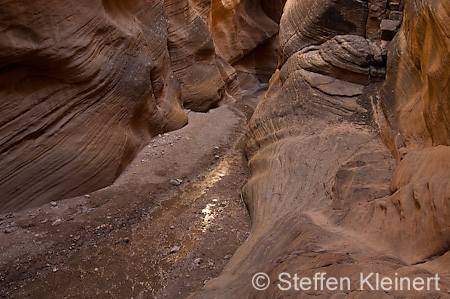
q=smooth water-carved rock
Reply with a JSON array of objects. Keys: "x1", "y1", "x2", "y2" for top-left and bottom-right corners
[
  {"x1": 190, "y1": 0, "x2": 450, "y2": 297},
  {"x1": 279, "y1": 0, "x2": 368, "y2": 63},
  {"x1": 208, "y1": 0, "x2": 279, "y2": 64},
  {"x1": 283, "y1": 35, "x2": 386, "y2": 85},
  {"x1": 165, "y1": 0, "x2": 238, "y2": 111},
  {"x1": 328, "y1": 0, "x2": 450, "y2": 268},
  {"x1": 381, "y1": 0, "x2": 450, "y2": 149},
  {"x1": 0, "y1": 0, "x2": 188, "y2": 212},
  {"x1": 232, "y1": 36, "x2": 280, "y2": 86},
  {"x1": 363, "y1": 0, "x2": 450, "y2": 265},
  {"x1": 0, "y1": 0, "x2": 281, "y2": 213},
  {"x1": 260, "y1": 0, "x2": 287, "y2": 23}
]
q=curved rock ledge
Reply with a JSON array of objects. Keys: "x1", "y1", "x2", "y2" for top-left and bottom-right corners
[{"x1": 190, "y1": 0, "x2": 450, "y2": 297}]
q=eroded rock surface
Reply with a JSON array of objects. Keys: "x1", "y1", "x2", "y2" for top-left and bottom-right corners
[
  {"x1": 190, "y1": 0, "x2": 450, "y2": 297},
  {"x1": 2, "y1": 0, "x2": 450, "y2": 297},
  {"x1": 164, "y1": 0, "x2": 239, "y2": 111},
  {"x1": 0, "y1": 0, "x2": 277, "y2": 212},
  {"x1": 0, "y1": 0, "x2": 188, "y2": 213},
  {"x1": 278, "y1": 0, "x2": 368, "y2": 64},
  {"x1": 371, "y1": 0, "x2": 450, "y2": 264},
  {"x1": 207, "y1": 0, "x2": 279, "y2": 64}
]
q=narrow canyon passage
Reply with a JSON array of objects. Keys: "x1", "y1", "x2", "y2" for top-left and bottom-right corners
[
  {"x1": 0, "y1": 89, "x2": 266, "y2": 298},
  {"x1": 2, "y1": 0, "x2": 450, "y2": 298}
]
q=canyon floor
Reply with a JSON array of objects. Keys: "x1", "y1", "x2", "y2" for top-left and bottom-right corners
[{"x1": 0, "y1": 87, "x2": 265, "y2": 298}]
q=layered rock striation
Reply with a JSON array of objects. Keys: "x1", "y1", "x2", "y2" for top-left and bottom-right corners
[
  {"x1": 164, "y1": 0, "x2": 239, "y2": 111},
  {"x1": 0, "y1": 0, "x2": 278, "y2": 212},
  {"x1": 191, "y1": 0, "x2": 450, "y2": 297},
  {"x1": 0, "y1": 0, "x2": 188, "y2": 212},
  {"x1": 2, "y1": 0, "x2": 449, "y2": 296}
]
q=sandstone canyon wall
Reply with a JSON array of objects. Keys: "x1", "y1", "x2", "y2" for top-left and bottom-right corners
[
  {"x1": 0, "y1": 0, "x2": 187, "y2": 212},
  {"x1": 0, "y1": 0, "x2": 278, "y2": 213},
  {"x1": 190, "y1": 0, "x2": 450, "y2": 297},
  {"x1": 2, "y1": 0, "x2": 449, "y2": 296}
]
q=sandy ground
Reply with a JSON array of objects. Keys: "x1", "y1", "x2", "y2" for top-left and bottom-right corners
[{"x1": 0, "y1": 88, "x2": 265, "y2": 298}]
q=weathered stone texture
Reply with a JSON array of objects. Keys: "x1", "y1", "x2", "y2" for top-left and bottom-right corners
[
  {"x1": 0, "y1": 0, "x2": 280, "y2": 212},
  {"x1": 190, "y1": 0, "x2": 450, "y2": 297},
  {"x1": 0, "y1": 0, "x2": 188, "y2": 212}
]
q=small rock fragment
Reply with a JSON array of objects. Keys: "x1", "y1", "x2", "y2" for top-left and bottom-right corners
[
  {"x1": 3, "y1": 227, "x2": 14, "y2": 234},
  {"x1": 388, "y1": 1, "x2": 400, "y2": 10},
  {"x1": 389, "y1": 11, "x2": 403, "y2": 21},
  {"x1": 170, "y1": 246, "x2": 181, "y2": 253},
  {"x1": 193, "y1": 257, "x2": 203, "y2": 265},
  {"x1": 170, "y1": 179, "x2": 183, "y2": 186},
  {"x1": 52, "y1": 219, "x2": 62, "y2": 226},
  {"x1": 380, "y1": 19, "x2": 401, "y2": 41},
  {"x1": 50, "y1": 201, "x2": 57, "y2": 207},
  {"x1": 368, "y1": 4, "x2": 383, "y2": 18}
]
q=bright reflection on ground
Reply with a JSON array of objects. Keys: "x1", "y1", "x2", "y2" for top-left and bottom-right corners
[{"x1": 202, "y1": 199, "x2": 219, "y2": 231}]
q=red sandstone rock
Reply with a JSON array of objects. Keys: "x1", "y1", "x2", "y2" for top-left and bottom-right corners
[
  {"x1": 0, "y1": 0, "x2": 188, "y2": 212},
  {"x1": 190, "y1": 0, "x2": 450, "y2": 297},
  {"x1": 2, "y1": 0, "x2": 449, "y2": 297},
  {"x1": 164, "y1": 0, "x2": 238, "y2": 111},
  {"x1": 0, "y1": 0, "x2": 279, "y2": 212}
]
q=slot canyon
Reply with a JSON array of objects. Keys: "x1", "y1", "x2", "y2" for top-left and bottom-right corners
[{"x1": 0, "y1": 0, "x2": 449, "y2": 298}]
